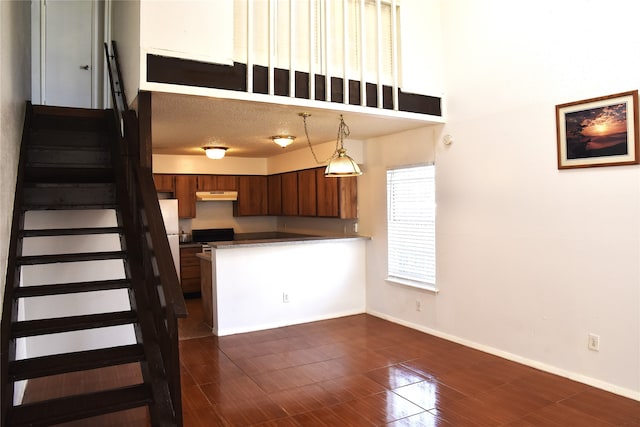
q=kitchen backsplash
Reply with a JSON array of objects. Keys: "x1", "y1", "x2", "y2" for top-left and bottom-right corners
[{"x1": 179, "y1": 200, "x2": 357, "y2": 236}]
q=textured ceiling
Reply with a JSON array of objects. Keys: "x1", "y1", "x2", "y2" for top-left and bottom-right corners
[{"x1": 151, "y1": 92, "x2": 438, "y2": 158}]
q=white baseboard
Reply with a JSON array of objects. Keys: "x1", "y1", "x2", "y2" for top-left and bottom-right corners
[{"x1": 367, "y1": 309, "x2": 640, "y2": 402}]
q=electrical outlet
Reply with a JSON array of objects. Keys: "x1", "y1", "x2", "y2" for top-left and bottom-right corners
[
  {"x1": 415, "y1": 300, "x2": 422, "y2": 312},
  {"x1": 282, "y1": 293, "x2": 289, "y2": 303},
  {"x1": 588, "y1": 333, "x2": 600, "y2": 351}
]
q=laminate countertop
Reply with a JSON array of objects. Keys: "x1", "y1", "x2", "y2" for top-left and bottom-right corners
[{"x1": 207, "y1": 232, "x2": 369, "y2": 249}]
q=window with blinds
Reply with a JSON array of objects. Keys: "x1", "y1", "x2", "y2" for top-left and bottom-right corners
[{"x1": 386, "y1": 164, "x2": 436, "y2": 289}]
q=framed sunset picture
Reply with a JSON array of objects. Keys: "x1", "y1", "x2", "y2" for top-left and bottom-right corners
[{"x1": 556, "y1": 90, "x2": 639, "y2": 169}]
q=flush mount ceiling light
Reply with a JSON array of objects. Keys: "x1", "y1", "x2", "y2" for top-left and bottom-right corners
[
  {"x1": 299, "y1": 113, "x2": 362, "y2": 177},
  {"x1": 203, "y1": 146, "x2": 228, "y2": 160},
  {"x1": 272, "y1": 135, "x2": 295, "y2": 148}
]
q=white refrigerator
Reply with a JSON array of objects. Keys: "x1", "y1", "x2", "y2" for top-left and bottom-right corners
[{"x1": 158, "y1": 199, "x2": 180, "y2": 282}]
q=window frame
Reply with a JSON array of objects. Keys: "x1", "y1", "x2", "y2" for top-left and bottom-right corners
[{"x1": 385, "y1": 163, "x2": 438, "y2": 293}]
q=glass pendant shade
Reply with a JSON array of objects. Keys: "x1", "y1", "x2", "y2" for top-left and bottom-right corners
[{"x1": 325, "y1": 148, "x2": 362, "y2": 177}]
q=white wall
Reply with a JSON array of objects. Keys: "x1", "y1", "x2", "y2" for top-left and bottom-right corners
[
  {"x1": 1, "y1": 0, "x2": 31, "y2": 304},
  {"x1": 399, "y1": 0, "x2": 444, "y2": 97},
  {"x1": 110, "y1": 0, "x2": 140, "y2": 106},
  {"x1": 1, "y1": 0, "x2": 31, "y2": 404},
  {"x1": 140, "y1": 0, "x2": 233, "y2": 66},
  {"x1": 364, "y1": 0, "x2": 640, "y2": 400},
  {"x1": 153, "y1": 153, "x2": 267, "y2": 175}
]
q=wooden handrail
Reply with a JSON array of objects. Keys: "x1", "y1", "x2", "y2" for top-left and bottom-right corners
[
  {"x1": 136, "y1": 170, "x2": 187, "y2": 317},
  {"x1": 104, "y1": 40, "x2": 186, "y2": 425}
]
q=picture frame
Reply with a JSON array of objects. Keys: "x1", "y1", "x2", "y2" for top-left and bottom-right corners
[{"x1": 556, "y1": 90, "x2": 639, "y2": 169}]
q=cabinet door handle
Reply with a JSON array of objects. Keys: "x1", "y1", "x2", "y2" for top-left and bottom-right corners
[{"x1": 80, "y1": 65, "x2": 90, "y2": 70}]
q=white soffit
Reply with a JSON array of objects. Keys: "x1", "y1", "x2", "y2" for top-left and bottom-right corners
[{"x1": 151, "y1": 92, "x2": 441, "y2": 158}]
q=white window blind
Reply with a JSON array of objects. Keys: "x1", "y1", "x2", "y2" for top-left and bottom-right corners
[{"x1": 387, "y1": 164, "x2": 436, "y2": 287}]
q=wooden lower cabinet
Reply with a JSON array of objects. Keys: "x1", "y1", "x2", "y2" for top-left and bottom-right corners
[
  {"x1": 199, "y1": 256, "x2": 213, "y2": 328},
  {"x1": 179, "y1": 246, "x2": 201, "y2": 295}
]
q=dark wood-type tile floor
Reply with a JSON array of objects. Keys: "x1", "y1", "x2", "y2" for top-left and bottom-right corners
[{"x1": 21, "y1": 298, "x2": 640, "y2": 426}]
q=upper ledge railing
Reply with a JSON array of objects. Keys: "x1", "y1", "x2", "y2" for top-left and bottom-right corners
[{"x1": 142, "y1": 0, "x2": 442, "y2": 121}]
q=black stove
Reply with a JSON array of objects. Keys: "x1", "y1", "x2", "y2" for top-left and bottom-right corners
[{"x1": 191, "y1": 228, "x2": 234, "y2": 243}]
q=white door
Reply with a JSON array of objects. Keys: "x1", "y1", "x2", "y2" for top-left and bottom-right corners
[{"x1": 43, "y1": 0, "x2": 95, "y2": 108}]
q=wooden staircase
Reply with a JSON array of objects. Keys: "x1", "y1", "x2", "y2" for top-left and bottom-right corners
[{"x1": 1, "y1": 104, "x2": 185, "y2": 426}]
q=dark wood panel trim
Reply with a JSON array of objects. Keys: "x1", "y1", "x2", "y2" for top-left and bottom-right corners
[
  {"x1": 147, "y1": 55, "x2": 247, "y2": 92},
  {"x1": 398, "y1": 90, "x2": 442, "y2": 116},
  {"x1": 138, "y1": 91, "x2": 152, "y2": 169},
  {"x1": 146, "y1": 54, "x2": 441, "y2": 116}
]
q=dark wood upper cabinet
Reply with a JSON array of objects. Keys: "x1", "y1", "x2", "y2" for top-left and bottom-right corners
[
  {"x1": 234, "y1": 175, "x2": 268, "y2": 216},
  {"x1": 197, "y1": 175, "x2": 238, "y2": 191},
  {"x1": 297, "y1": 169, "x2": 317, "y2": 216},
  {"x1": 216, "y1": 175, "x2": 239, "y2": 191},
  {"x1": 153, "y1": 174, "x2": 175, "y2": 192},
  {"x1": 174, "y1": 175, "x2": 197, "y2": 218},
  {"x1": 337, "y1": 175, "x2": 358, "y2": 219},
  {"x1": 316, "y1": 168, "x2": 358, "y2": 219},
  {"x1": 267, "y1": 174, "x2": 282, "y2": 215},
  {"x1": 316, "y1": 168, "x2": 339, "y2": 217},
  {"x1": 281, "y1": 171, "x2": 298, "y2": 216},
  {"x1": 153, "y1": 169, "x2": 356, "y2": 219}
]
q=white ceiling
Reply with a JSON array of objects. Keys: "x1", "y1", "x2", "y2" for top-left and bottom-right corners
[{"x1": 151, "y1": 92, "x2": 441, "y2": 158}]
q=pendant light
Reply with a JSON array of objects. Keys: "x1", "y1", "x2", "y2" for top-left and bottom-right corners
[{"x1": 300, "y1": 113, "x2": 362, "y2": 177}]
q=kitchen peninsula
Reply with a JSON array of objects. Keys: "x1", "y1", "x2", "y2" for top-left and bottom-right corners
[{"x1": 197, "y1": 233, "x2": 368, "y2": 336}]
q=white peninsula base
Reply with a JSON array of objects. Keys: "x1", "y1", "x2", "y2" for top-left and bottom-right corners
[{"x1": 200, "y1": 237, "x2": 367, "y2": 336}]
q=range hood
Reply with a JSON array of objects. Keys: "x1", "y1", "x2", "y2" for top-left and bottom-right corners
[{"x1": 196, "y1": 191, "x2": 238, "y2": 201}]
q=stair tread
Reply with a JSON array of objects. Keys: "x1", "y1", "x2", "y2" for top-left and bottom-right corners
[
  {"x1": 24, "y1": 168, "x2": 115, "y2": 185},
  {"x1": 22, "y1": 203, "x2": 119, "y2": 211},
  {"x1": 7, "y1": 383, "x2": 152, "y2": 426},
  {"x1": 31, "y1": 107, "x2": 108, "y2": 133},
  {"x1": 16, "y1": 250, "x2": 126, "y2": 265},
  {"x1": 20, "y1": 227, "x2": 123, "y2": 237},
  {"x1": 24, "y1": 182, "x2": 115, "y2": 188},
  {"x1": 28, "y1": 137, "x2": 109, "y2": 149},
  {"x1": 12, "y1": 310, "x2": 138, "y2": 338},
  {"x1": 14, "y1": 279, "x2": 131, "y2": 298},
  {"x1": 8, "y1": 344, "x2": 145, "y2": 381}
]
